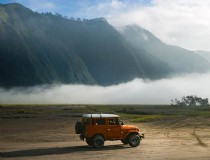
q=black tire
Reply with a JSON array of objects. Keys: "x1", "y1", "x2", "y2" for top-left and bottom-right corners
[
  {"x1": 75, "y1": 122, "x2": 83, "y2": 134},
  {"x1": 128, "y1": 135, "x2": 140, "y2": 147},
  {"x1": 121, "y1": 139, "x2": 129, "y2": 145},
  {"x1": 86, "y1": 138, "x2": 92, "y2": 146},
  {"x1": 92, "y1": 135, "x2": 104, "y2": 149}
]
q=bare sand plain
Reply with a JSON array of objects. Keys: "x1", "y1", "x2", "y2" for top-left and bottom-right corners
[{"x1": 0, "y1": 105, "x2": 210, "y2": 160}]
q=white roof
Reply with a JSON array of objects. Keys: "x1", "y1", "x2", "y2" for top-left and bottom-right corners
[{"x1": 82, "y1": 114, "x2": 119, "y2": 118}]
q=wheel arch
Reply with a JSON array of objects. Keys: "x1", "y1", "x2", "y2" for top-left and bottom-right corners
[
  {"x1": 124, "y1": 132, "x2": 139, "y2": 139},
  {"x1": 91, "y1": 133, "x2": 106, "y2": 141}
]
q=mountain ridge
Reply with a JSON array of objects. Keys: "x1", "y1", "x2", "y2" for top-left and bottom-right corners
[
  {"x1": 120, "y1": 25, "x2": 210, "y2": 74},
  {"x1": 0, "y1": 3, "x2": 209, "y2": 88}
]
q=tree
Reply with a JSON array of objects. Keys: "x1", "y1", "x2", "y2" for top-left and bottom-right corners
[
  {"x1": 55, "y1": 13, "x2": 62, "y2": 17},
  {"x1": 70, "y1": 17, "x2": 75, "y2": 20},
  {"x1": 171, "y1": 95, "x2": 209, "y2": 107}
]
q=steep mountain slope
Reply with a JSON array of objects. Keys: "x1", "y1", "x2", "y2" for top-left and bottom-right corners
[
  {"x1": 0, "y1": 3, "x2": 172, "y2": 88},
  {"x1": 0, "y1": 3, "x2": 96, "y2": 87},
  {"x1": 68, "y1": 18, "x2": 172, "y2": 84},
  {"x1": 120, "y1": 25, "x2": 210, "y2": 74}
]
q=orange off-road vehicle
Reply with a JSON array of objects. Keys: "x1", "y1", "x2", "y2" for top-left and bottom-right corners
[{"x1": 75, "y1": 114, "x2": 144, "y2": 148}]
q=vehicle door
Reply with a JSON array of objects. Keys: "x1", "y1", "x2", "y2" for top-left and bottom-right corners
[
  {"x1": 106, "y1": 118, "x2": 121, "y2": 139},
  {"x1": 89, "y1": 118, "x2": 106, "y2": 137}
]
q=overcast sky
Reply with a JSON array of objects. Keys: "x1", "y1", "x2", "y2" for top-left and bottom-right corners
[{"x1": 1, "y1": 0, "x2": 210, "y2": 51}]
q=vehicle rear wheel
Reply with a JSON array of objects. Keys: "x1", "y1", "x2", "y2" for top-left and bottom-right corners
[
  {"x1": 128, "y1": 135, "x2": 140, "y2": 147},
  {"x1": 86, "y1": 138, "x2": 92, "y2": 146},
  {"x1": 92, "y1": 135, "x2": 104, "y2": 149}
]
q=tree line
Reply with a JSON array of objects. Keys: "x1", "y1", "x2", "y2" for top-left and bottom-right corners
[
  {"x1": 171, "y1": 95, "x2": 209, "y2": 107},
  {"x1": 41, "y1": 12, "x2": 88, "y2": 21}
]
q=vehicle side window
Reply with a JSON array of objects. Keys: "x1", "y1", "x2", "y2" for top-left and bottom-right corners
[
  {"x1": 82, "y1": 118, "x2": 90, "y2": 125},
  {"x1": 109, "y1": 118, "x2": 119, "y2": 125},
  {"x1": 93, "y1": 118, "x2": 106, "y2": 125}
]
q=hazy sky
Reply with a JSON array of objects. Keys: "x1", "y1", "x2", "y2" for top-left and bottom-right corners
[{"x1": 1, "y1": 0, "x2": 210, "y2": 51}]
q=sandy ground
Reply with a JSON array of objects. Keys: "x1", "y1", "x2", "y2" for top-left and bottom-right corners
[{"x1": 1, "y1": 114, "x2": 210, "y2": 160}]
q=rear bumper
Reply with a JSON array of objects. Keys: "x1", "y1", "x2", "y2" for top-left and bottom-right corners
[{"x1": 80, "y1": 134, "x2": 85, "y2": 141}]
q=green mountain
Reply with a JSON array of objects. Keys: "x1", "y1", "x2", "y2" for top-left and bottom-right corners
[
  {"x1": 0, "y1": 3, "x2": 209, "y2": 88},
  {"x1": 0, "y1": 3, "x2": 173, "y2": 88},
  {"x1": 120, "y1": 25, "x2": 210, "y2": 74},
  {"x1": 0, "y1": 3, "x2": 96, "y2": 87}
]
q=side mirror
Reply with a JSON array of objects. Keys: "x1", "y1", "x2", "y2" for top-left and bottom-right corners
[{"x1": 120, "y1": 121, "x2": 124, "y2": 125}]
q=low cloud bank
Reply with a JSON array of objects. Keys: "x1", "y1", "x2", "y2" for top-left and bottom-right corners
[{"x1": 0, "y1": 73, "x2": 210, "y2": 104}]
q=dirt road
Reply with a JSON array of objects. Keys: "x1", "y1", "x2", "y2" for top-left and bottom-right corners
[{"x1": 1, "y1": 112, "x2": 210, "y2": 159}]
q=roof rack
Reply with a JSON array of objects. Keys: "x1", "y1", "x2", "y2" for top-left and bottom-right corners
[{"x1": 82, "y1": 114, "x2": 119, "y2": 118}]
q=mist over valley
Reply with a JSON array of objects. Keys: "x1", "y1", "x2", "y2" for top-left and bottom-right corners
[{"x1": 1, "y1": 73, "x2": 210, "y2": 104}]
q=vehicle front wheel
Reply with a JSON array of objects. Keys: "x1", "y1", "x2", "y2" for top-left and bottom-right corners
[
  {"x1": 92, "y1": 135, "x2": 104, "y2": 149},
  {"x1": 121, "y1": 139, "x2": 128, "y2": 145},
  {"x1": 128, "y1": 135, "x2": 140, "y2": 147}
]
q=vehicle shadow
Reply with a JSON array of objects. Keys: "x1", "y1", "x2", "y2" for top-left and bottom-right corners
[{"x1": 1, "y1": 144, "x2": 129, "y2": 158}]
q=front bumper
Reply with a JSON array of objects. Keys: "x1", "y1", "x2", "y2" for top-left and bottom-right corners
[{"x1": 139, "y1": 132, "x2": 145, "y2": 139}]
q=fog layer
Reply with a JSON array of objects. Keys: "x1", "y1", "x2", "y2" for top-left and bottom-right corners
[{"x1": 0, "y1": 73, "x2": 210, "y2": 104}]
